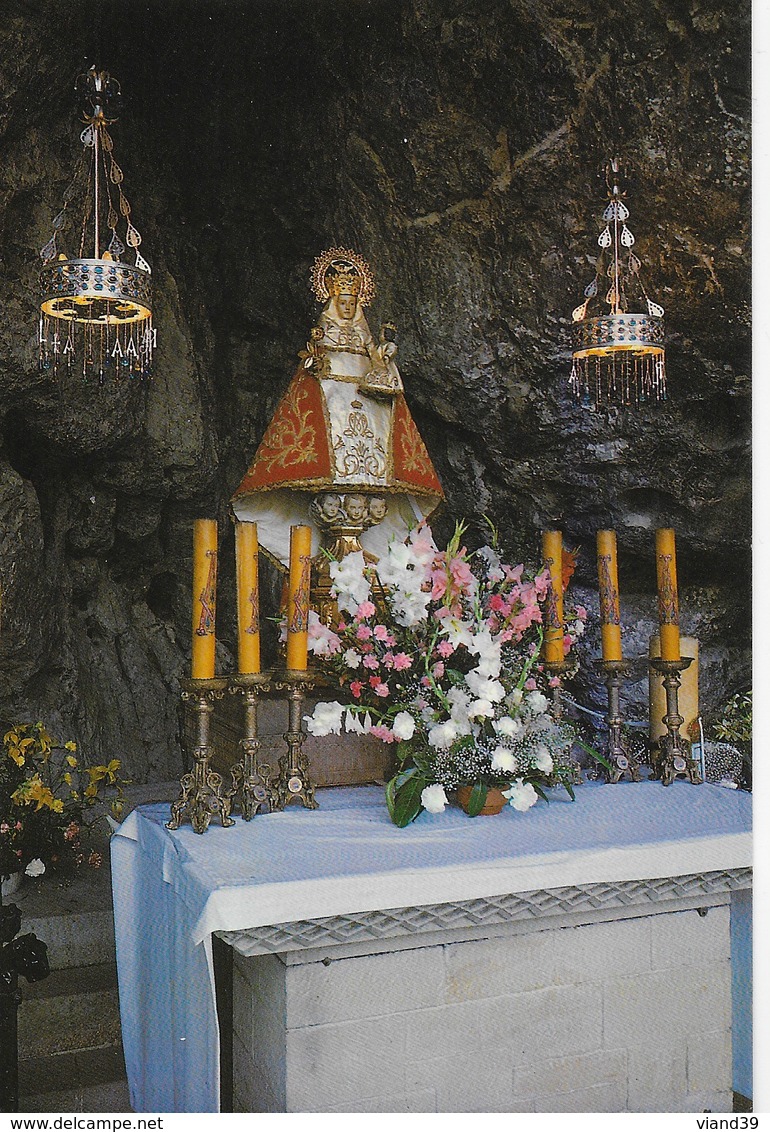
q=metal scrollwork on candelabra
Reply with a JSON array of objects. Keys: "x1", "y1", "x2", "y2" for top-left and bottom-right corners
[
  {"x1": 168, "y1": 677, "x2": 236, "y2": 833},
  {"x1": 596, "y1": 660, "x2": 641, "y2": 783},
  {"x1": 649, "y1": 657, "x2": 702, "y2": 786},
  {"x1": 270, "y1": 671, "x2": 319, "y2": 811},
  {"x1": 229, "y1": 674, "x2": 275, "y2": 819}
]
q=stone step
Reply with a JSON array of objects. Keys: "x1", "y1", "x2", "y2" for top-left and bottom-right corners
[
  {"x1": 18, "y1": 1046, "x2": 132, "y2": 1114},
  {"x1": 18, "y1": 961, "x2": 122, "y2": 1059}
]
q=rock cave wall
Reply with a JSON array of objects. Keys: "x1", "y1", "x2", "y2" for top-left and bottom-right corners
[{"x1": 0, "y1": 0, "x2": 750, "y2": 781}]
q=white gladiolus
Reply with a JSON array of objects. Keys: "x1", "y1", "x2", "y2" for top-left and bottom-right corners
[
  {"x1": 465, "y1": 671, "x2": 506, "y2": 703},
  {"x1": 25, "y1": 858, "x2": 46, "y2": 877},
  {"x1": 572, "y1": 619, "x2": 585, "y2": 637},
  {"x1": 329, "y1": 551, "x2": 371, "y2": 614},
  {"x1": 508, "y1": 688, "x2": 524, "y2": 707},
  {"x1": 491, "y1": 747, "x2": 518, "y2": 774},
  {"x1": 503, "y1": 779, "x2": 539, "y2": 812},
  {"x1": 304, "y1": 701, "x2": 345, "y2": 737},
  {"x1": 526, "y1": 690, "x2": 548, "y2": 715},
  {"x1": 421, "y1": 783, "x2": 448, "y2": 813},
  {"x1": 392, "y1": 711, "x2": 416, "y2": 741},
  {"x1": 344, "y1": 709, "x2": 365, "y2": 735},
  {"x1": 343, "y1": 648, "x2": 362, "y2": 668}
]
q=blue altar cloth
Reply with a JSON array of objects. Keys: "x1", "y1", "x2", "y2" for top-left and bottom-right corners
[{"x1": 111, "y1": 781, "x2": 751, "y2": 1113}]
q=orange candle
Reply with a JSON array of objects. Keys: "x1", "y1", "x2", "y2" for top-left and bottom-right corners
[
  {"x1": 286, "y1": 525, "x2": 312, "y2": 671},
  {"x1": 596, "y1": 529, "x2": 623, "y2": 662},
  {"x1": 191, "y1": 519, "x2": 218, "y2": 679},
  {"x1": 542, "y1": 529, "x2": 564, "y2": 664},
  {"x1": 235, "y1": 521, "x2": 261, "y2": 674},
  {"x1": 655, "y1": 528, "x2": 680, "y2": 661}
]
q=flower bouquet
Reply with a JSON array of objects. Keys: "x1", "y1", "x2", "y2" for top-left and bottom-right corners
[
  {"x1": 0, "y1": 721, "x2": 126, "y2": 881},
  {"x1": 303, "y1": 522, "x2": 586, "y2": 826}
]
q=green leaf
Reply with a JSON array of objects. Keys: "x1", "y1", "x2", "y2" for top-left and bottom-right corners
[
  {"x1": 391, "y1": 773, "x2": 427, "y2": 828},
  {"x1": 531, "y1": 781, "x2": 551, "y2": 804},
  {"x1": 564, "y1": 781, "x2": 576, "y2": 802},
  {"x1": 466, "y1": 780, "x2": 488, "y2": 817},
  {"x1": 575, "y1": 738, "x2": 613, "y2": 772}
]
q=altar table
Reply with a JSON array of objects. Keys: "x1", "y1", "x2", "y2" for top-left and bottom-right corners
[{"x1": 111, "y1": 781, "x2": 751, "y2": 1113}]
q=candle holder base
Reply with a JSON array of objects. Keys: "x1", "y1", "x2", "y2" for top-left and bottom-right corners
[
  {"x1": 270, "y1": 671, "x2": 319, "y2": 811},
  {"x1": 543, "y1": 657, "x2": 583, "y2": 783},
  {"x1": 596, "y1": 660, "x2": 642, "y2": 784},
  {"x1": 229, "y1": 674, "x2": 274, "y2": 820},
  {"x1": 168, "y1": 678, "x2": 235, "y2": 834},
  {"x1": 649, "y1": 657, "x2": 702, "y2": 786}
]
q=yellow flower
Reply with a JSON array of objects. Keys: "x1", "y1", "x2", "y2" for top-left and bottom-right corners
[
  {"x1": 65, "y1": 755, "x2": 78, "y2": 768},
  {"x1": 7, "y1": 744, "x2": 24, "y2": 767},
  {"x1": 12, "y1": 775, "x2": 64, "y2": 813},
  {"x1": 63, "y1": 772, "x2": 72, "y2": 785},
  {"x1": 64, "y1": 741, "x2": 77, "y2": 752}
]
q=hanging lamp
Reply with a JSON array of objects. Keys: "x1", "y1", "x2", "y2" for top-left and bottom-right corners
[
  {"x1": 38, "y1": 67, "x2": 155, "y2": 384},
  {"x1": 569, "y1": 158, "x2": 666, "y2": 408}
]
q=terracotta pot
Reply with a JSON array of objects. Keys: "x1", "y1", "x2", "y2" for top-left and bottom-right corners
[{"x1": 456, "y1": 785, "x2": 508, "y2": 816}]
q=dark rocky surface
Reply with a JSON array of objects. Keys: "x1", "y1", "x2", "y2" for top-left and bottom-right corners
[{"x1": 0, "y1": 0, "x2": 750, "y2": 780}]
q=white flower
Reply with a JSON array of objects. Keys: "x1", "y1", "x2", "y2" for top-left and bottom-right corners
[
  {"x1": 343, "y1": 648, "x2": 362, "y2": 668},
  {"x1": 329, "y1": 551, "x2": 371, "y2": 614},
  {"x1": 421, "y1": 784, "x2": 448, "y2": 813},
  {"x1": 476, "y1": 544, "x2": 504, "y2": 582},
  {"x1": 465, "y1": 671, "x2": 506, "y2": 703},
  {"x1": 467, "y1": 698, "x2": 495, "y2": 720},
  {"x1": 440, "y1": 616, "x2": 475, "y2": 650},
  {"x1": 304, "y1": 701, "x2": 345, "y2": 736},
  {"x1": 572, "y1": 618, "x2": 585, "y2": 637},
  {"x1": 307, "y1": 611, "x2": 341, "y2": 656},
  {"x1": 534, "y1": 745, "x2": 553, "y2": 774},
  {"x1": 428, "y1": 720, "x2": 459, "y2": 749},
  {"x1": 25, "y1": 858, "x2": 46, "y2": 878},
  {"x1": 468, "y1": 629, "x2": 502, "y2": 678},
  {"x1": 491, "y1": 746, "x2": 518, "y2": 774},
  {"x1": 526, "y1": 690, "x2": 548, "y2": 715},
  {"x1": 508, "y1": 688, "x2": 524, "y2": 707},
  {"x1": 503, "y1": 779, "x2": 539, "y2": 812},
  {"x1": 392, "y1": 711, "x2": 416, "y2": 741},
  {"x1": 494, "y1": 716, "x2": 522, "y2": 739},
  {"x1": 344, "y1": 709, "x2": 365, "y2": 735}
]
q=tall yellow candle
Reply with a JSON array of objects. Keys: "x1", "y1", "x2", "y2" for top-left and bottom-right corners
[
  {"x1": 542, "y1": 529, "x2": 564, "y2": 664},
  {"x1": 655, "y1": 528, "x2": 680, "y2": 661},
  {"x1": 235, "y1": 521, "x2": 261, "y2": 675},
  {"x1": 596, "y1": 529, "x2": 623, "y2": 662},
  {"x1": 286, "y1": 525, "x2": 312, "y2": 672},
  {"x1": 191, "y1": 518, "x2": 218, "y2": 679}
]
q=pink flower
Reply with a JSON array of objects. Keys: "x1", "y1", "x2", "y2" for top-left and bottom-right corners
[
  {"x1": 430, "y1": 572, "x2": 448, "y2": 601},
  {"x1": 370, "y1": 724, "x2": 396, "y2": 743},
  {"x1": 505, "y1": 564, "x2": 524, "y2": 583},
  {"x1": 534, "y1": 570, "x2": 550, "y2": 598},
  {"x1": 356, "y1": 625, "x2": 372, "y2": 640},
  {"x1": 421, "y1": 675, "x2": 432, "y2": 687},
  {"x1": 356, "y1": 601, "x2": 376, "y2": 620},
  {"x1": 363, "y1": 655, "x2": 379, "y2": 670},
  {"x1": 350, "y1": 680, "x2": 364, "y2": 699},
  {"x1": 576, "y1": 605, "x2": 588, "y2": 620},
  {"x1": 525, "y1": 677, "x2": 537, "y2": 690},
  {"x1": 489, "y1": 593, "x2": 506, "y2": 613},
  {"x1": 432, "y1": 661, "x2": 445, "y2": 678},
  {"x1": 385, "y1": 634, "x2": 397, "y2": 648},
  {"x1": 548, "y1": 676, "x2": 561, "y2": 688},
  {"x1": 374, "y1": 682, "x2": 390, "y2": 697},
  {"x1": 449, "y1": 554, "x2": 475, "y2": 591},
  {"x1": 392, "y1": 653, "x2": 412, "y2": 671},
  {"x1": 382, "y1": 651, "x2": 394, "y2": 668},
  {"x1": 373, "y1": 624, "x2": 389, "y2": 641},
  {"x1": 437, "y1": 639, "x2": 455, "y2": 658}
]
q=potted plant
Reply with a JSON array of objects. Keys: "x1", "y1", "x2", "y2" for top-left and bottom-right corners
[
  {"x1": 303, "y1": 522, "x2": 584, "y2": 825},
  {"x1": 0, "y1": 721, "x2": 126, "y2": 892}
]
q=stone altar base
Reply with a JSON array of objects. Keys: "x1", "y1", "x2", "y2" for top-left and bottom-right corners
[{"x1": 228, "y1": 880, "x2": 739, "y2": 1113}]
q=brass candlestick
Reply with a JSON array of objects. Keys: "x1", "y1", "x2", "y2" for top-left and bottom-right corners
[
  {"x1": 649, "y1": 657, "x2": 702, "y2": 786},
  {"x1": 229, "y1": 674, "x2": 274, "y2": 820},
  {"x1": 597, "y1": 660, "x2": 641, "y2": 783},
  {"x1": 542, "y1": 657, "x2": 579, "y2": 721},
  {"x1": 168, "y1": 677, "x2": 235, "y2": 834},
  {"x1": 270, "y1": 670, "x2": 319, "y2": 811}
]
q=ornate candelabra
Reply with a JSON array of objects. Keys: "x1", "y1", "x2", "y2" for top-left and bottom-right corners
[
  {"x1": 596, "y1": 660, "x2": 641, "y2": 783},
  {"x1": 228, "y1": 674, "x2": 275, "y2": 819},
  {"x1": 168, "y1": 677, "x2": 235, "y2": 833},
  {"x1": 649, "y1": 657, "x2": 702, "y2": 786},
  {"x1": 270, "y1": 671, "x2": 319, "y2": 811}
]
